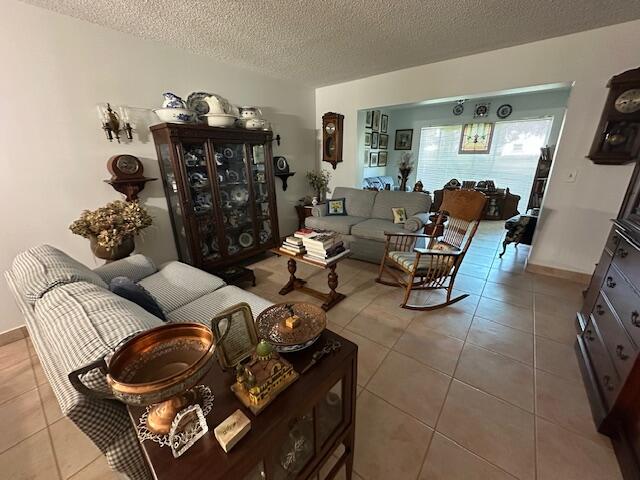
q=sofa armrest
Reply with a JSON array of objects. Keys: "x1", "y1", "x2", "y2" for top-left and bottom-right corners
[
  {"x1": 404, "y1": 212, "x2": 430, "y2": 232},
  {"x1": 311, "y1": 203, "x2": 328, "y2": 217},
  {"x1": 93, "y1": 254, "x2": 158, "y2": 283}
]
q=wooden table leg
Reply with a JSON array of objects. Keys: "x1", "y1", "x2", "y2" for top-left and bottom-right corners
[
  {"x1": 321, "y1": 263, "x2": 346, "y2": 311},
  {"x1": 279, "y1": 258, "x2": 306, "y2": 295},
  {"x1": 344, "y1": 427, "x2": 355, "y2": 480}
]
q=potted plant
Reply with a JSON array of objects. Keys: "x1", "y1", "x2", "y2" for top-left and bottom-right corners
[
  {"x1": 69, "y1": 200, "x2": 152, "y2": 261},
  {"x1": 306, "y1": 170, "x2": 331, "y2": 204}
]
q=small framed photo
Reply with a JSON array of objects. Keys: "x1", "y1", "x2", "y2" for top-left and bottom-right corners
[
  {"x1": 379, "y1": 134, "x2": 388, "y2": 149},
  {"x1": 211, "y1": 302, "x2": 258, "y2": 370},
  {"x1": 378, "y1": 151, "x2": 388, "y2": 166},
  {"x1": 364, "y1": 148, "x2": 370, "y2": 166},
  {"x1": 381, "y1": 114, "x2": 388, "y2": 133},
  {"x1": 365, "y1": 110, "x2": 373, "y2": 128},
  {"x1": 372, "y1": 110, "x2": 381, "y2": 131},
  {"x1": 370, "y1": 151, "x2": 379, "y2": 167},
  {"x1": 371, "y1": 131, "x2": 379, "y2": 149},
  {"x1": 395, "y1": 129, "x2": 413, "y2": 150},
  {"x1": 364, "y1": 131, "x2": 371, "y2": 147}
]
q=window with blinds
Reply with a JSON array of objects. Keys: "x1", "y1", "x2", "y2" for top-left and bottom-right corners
[{"x1": 416, "y1": 118, "x2": 553, "y2": 211}]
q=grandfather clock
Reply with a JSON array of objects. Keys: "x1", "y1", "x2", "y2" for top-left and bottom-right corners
[
  {"x1": 587, "y1": 67, "x2": 640, "y2": 165},
  {"x1": 322, "y1": 112, "x2": 344, "y2": 169}
]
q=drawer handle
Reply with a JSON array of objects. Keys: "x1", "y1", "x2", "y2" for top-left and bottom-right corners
[
  {"x1": 616, "y1": 247, "x2": 629, "y2": 258},
  {"x1": 595, "y1": 304, "x2": 605, "y2": 315},
  {"x1": 603, "y1": 375, "x2": 615, "y2": 391},
  {"x1": 632, "y1": 311, "x2": 640, "y2": 327},
  {"x1": 616, "y1": 345, "x2": 629, "y2": 361},
  {"x1": 606, "y1": 277, "x2": 616, "y2": 288},
  {"x1": 585, "y1": 329, "x2": 595, "y2": 341}
]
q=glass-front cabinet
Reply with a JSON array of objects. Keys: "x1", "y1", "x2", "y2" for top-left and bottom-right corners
[{"x1": 151, "y1": 123, "x2": 280, "y2": 271}]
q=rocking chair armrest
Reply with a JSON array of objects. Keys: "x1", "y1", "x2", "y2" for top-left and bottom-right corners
[
  {"x1": 383, "y1": 231, "x2": 431, "y2": 238},
  {"x1": 413, "y1": 247, "x2": 463, "y2": 256}
]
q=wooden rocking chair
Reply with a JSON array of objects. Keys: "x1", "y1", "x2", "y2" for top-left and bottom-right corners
[{"x1": 376, "y1": 189, "x2": 487, "y2": 310}]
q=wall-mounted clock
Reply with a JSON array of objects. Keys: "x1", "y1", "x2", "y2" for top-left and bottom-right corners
[
  {"x1": 474, "y1": 103, "x2": 490, "y2": 118},
  {"x1": 105, "y1": 154, "x2": 156, "y2": 201},
  {"x1": 587, "y1": 67, "x2": 640, "y2": 165},
  {"x1": 322, "y1": 112, "x2": 344, "y2": 169}
]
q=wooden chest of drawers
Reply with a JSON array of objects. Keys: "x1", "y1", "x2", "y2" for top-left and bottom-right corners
[{"x1": 578, "y1": 222, "x2": 640, "y2": 479}]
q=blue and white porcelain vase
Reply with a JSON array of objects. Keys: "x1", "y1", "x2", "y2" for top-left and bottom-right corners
[{"x1": 162, "y1": 92, "x2": 186, "y2": 109}]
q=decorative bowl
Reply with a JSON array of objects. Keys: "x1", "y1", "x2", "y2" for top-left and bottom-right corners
[
  {"x1": 206, "y1": 113, "x2": 237, "y2": 127},
  {"x1": 256, "y1": 303, "x2": 326, "y2": 351},
  {"x1": 154, "y1": 108, "x2": 196, "y2": 124},
  {"x1": 243, "y1": 118, "x2": 268, "y2": 130}
]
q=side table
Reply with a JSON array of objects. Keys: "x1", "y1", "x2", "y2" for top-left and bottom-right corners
[{"x1": 295, "y1": 204, "x2": 322, "y2": 230}]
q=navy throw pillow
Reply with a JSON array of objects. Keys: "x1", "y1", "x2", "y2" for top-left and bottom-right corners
[{"x1": 109, "y1": 276, "x2": 166, "y2": 321}]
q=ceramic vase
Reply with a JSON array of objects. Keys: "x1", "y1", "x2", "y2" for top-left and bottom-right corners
[{"x1": 90, "y1": 236, "x2": 135, "y2": 262}]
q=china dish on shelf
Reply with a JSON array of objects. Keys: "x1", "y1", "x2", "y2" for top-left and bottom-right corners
[
  {"x1": 226, "y1": 170, "x2": 241, "y2": 183},
  {"x1": 256, "y1": 303, "x2": 327, "y2": 353},
  {"x1": 259, "y1": 230, "x2": 270, "y2": 244},
  {"x1": 238, "y1": 232, "x2": 254, "y2": 248},
  {"x1": 220, "y1": 190, "x2": 230, "y2": 203},
  {"x1": 206, "y1": 114, "x2": 237, "y2": 128},
  {"x1": 189, "y1": 172, "x2": 209, "y2": 189},
  {"x1": 154, "y1": 108, "x2": 196, "y2": 124},
  {"x1": 223, "y1": 148, "x2": 235, "y2": 159},
  {"x1": 231, "y1": 186, "x2": 249, "y2": 203},
  {"x1": 186, "y1": 92, "x2": 213, "y2": 119}
]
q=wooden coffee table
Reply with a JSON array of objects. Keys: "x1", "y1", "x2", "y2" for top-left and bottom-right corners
[
  {"x1": 127, "y1": 329, "x2": 357, "y2": 480},
  {"x1": 271, "y1": 247, "x2": 349, "y2": 311}
]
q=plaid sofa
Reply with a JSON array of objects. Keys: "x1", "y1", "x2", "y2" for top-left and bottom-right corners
[{"x1": 5, "y1": 245, "x2": 272, "y2": 480}]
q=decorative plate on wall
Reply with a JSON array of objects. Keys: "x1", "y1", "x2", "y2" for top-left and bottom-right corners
[
  {"x1": 453, "y1": 103, "x2": 464, "y2": 116},
  {"x1": 497, "y1": 104, "x2": 513, "y2": 119},
  {"x1": 474, "y1": 103, "x2": 490, "y2": 118}
]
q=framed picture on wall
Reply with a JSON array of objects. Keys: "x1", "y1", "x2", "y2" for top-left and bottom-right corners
[
  {"x1": 371, "y1": 131, "x2": 379, "y2": 149},
  {"x1": 364, "y1": 131, "x2": 371, "y2": 146},
  {"x1": 372, "y1": 110, "x2": 381, "y2": 131},
  {"x1": 365, "y1": 110, "x2": 373, "y2": 128},
  {"x1": 394, "y1": 129, "x2": 413, "y2": 150},
  {"x1": 364, "y1": 149, "x2": 370, "y2": 166},
  {"x1": 378, "y1": 151, "x2": 388, "y2": 166},
  {"x1": 381, "y1": 114, "x2": 388, "y2": 133},
  {"x1": 370, "y1": 151, "x2": 379, "y2": 167},
  {"x1": 379, "y1": 134, "x2": 388, "y2": 149}
]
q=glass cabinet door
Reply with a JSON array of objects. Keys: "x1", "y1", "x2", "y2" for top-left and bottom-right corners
[
  {"x1": 243, "y1": 462, "x2": 266, "y2": 480},
  {"x1": 158, "y1": 143, "x2": 192, "y2": 263},
  {"x1": 317, "y1": 379, "x2": 343, "y2": 447},
  {"x1": 271, "y1": 411, "x2": 315, "y2": 479},
  {"x1": 213, "y1": 143, "x2": 257, "y2": 255},
  {"x1": 251, "y1": 144, "x2": 274, "y2": 246},
  {"x1": 180, "y1": 142, "x2": 221, "y2": 261}
]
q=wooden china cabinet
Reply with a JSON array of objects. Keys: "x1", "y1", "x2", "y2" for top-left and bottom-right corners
[{"x1": 151, "y1": 123, "x2": 280, "y2": 271}]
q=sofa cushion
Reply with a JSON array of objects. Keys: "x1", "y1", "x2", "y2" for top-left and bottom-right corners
[
  {"x1": 332, "y1": 187, "x2": 378, "y2": 218},
  {"x1": 34, "y1": 281, "x2": 162, "y2": 382},
  {"x1": 167, "y1": 285, "x2": 272, "y2": 326},
  {"x1": 305, "y1": 215, "x2": 367, "y2": 235},
  {"x1": 93, "y1": 254, "x2": 157, "y2": 283},
  {"x1": 138, "y1": 261, "x2": 226, "y2": 312},
  {"x1": 350, "y1": 218, "x2": 406, "y2": 242},
  {"x1": 371, "y1": 191, "x2": 431, "y2": 220},
  {"x1": 11, "y1": 244, "x2": 107, "y2": 304},
  {"x1": 388, "y1": 251, "x2": 455, "y2": 275}
]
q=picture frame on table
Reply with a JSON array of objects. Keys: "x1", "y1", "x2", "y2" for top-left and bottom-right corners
[
  {"x1": 378, "y1": 151, "x2": 388, "y2": 166},
  {"x1": 372, "y1": 110, "x2": 381, "y2": 131},
  {"x1": 381, "y1": 114, "x2": 388, "y2": 133},
  {"x1": 371, "y1": 131, "x2": 379, "y2": 149},
  {"x1": 394, "y1": 129, "x2": 413, "y2": 150},
  {"x1": 365, "y1": 110, "x2": 373, "y2": 128},
  {"x1": 379, "y1": 134, "x2": 388, "y2": 149},
  {"x1": 364, "y1": 148, "x2": 370, "y2": 167},
  {"x1": 370, "y1": 151, "x2": 379, "y2": 167},
  {"x1": 364, "y1": 131, "x2": 371, "y2": 147},
  {"x1": 211, "y1": 302, "x2": 258, "y2": 370}
]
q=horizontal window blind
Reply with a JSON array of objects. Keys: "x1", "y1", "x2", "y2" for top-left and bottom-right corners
[{"x1": 416, "y1": 118, "x2": 553, "y2": 212}]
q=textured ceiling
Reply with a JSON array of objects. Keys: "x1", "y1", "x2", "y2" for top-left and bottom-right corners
[{"x1": 23, "y1": 0, "x2": 640, "y2": 86}]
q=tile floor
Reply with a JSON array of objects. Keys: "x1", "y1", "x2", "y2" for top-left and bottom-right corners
[{"x1": 0, "y1": 221, "x2": 623, "y2": 479}]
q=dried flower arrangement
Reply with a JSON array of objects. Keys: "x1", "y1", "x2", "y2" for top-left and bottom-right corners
[
  {"x1": 398, "y1": 152, "x2": 415, "y2": 191},
  {"x1": 306, "y1": 170, "x2": 332, "y2": 201},
  {"x1": 69, "y1": 200, "x2": 152, "y2": 251}
]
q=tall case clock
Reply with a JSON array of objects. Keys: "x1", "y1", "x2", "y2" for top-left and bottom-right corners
[
  {"x1": 322, "y1": 112, "x2": 344, "y2": 169},
  {"x1": 587, "y1": 67, "x2": 640, "y2": 165}
]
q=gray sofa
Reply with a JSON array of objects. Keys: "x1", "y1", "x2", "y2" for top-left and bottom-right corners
[
  {"x1": 305, "y1": 187, "x2": 432, "y2": 263},
  {"x1": 5, "y1": 245, "x2": 272, "y2": 480}
]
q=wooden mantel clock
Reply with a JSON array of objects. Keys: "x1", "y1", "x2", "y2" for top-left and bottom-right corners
[
  {"x1": 322, "y1": 112, "x2": 344, "y2": 169},
  {"x1": 587, "y1": 67, "x2": 640, "y2": 165},
  {"x1": 105, "y1": 154, "x2": 156, "y2": 201}
]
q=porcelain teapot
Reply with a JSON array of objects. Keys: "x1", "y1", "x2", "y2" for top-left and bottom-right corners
[
  {"x1": 204, "y1": 94, "x2": 230, "y2": 115},
  {"x1": 162, "y1": 92, "x2": 186, "y2": 109}
]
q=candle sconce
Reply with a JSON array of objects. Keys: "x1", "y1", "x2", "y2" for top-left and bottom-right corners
[{"x1": 97, "y1": 103, "x2": 133, "y2": 143}]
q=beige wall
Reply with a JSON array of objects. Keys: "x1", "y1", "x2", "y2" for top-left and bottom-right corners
[
  {"x1": 316, "y1": 20, "x2": 640, "y2": 276},
  {"x1": 0, "y1": 1, "x2": 316, "y2": 333}
]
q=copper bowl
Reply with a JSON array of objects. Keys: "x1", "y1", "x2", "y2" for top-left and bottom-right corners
[{"x1": 256, "y1": 303, "x2": 326, "y2": 351}]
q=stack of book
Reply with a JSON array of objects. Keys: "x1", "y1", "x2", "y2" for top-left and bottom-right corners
[
  {"x1": 279, "y1": 235, "x2": 306, "y2": 255},
  {"x1": 302, "y1": 232, "x2": 349, "y2": 264}
]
